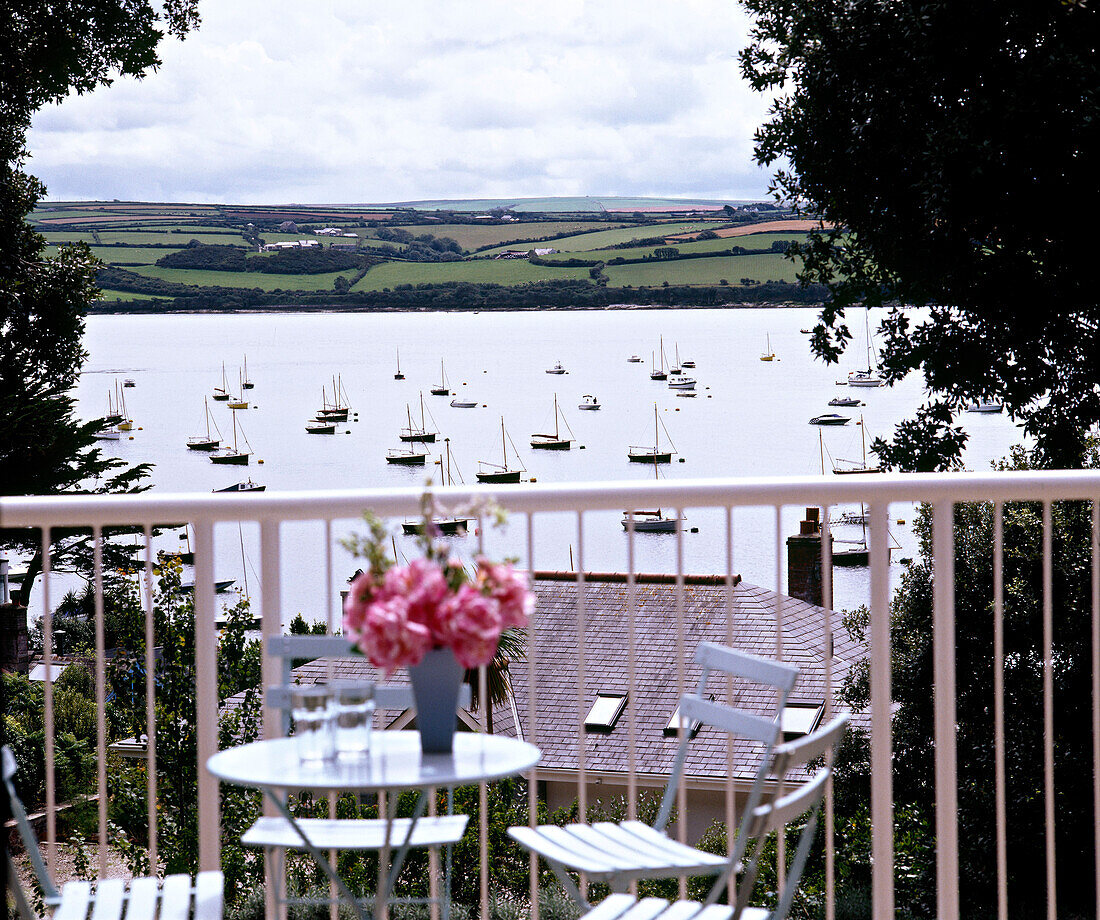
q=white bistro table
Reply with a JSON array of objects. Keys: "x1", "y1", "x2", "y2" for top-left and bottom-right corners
[{"x1": 208, "y1": 732, "x2": 541, "y2": 920}]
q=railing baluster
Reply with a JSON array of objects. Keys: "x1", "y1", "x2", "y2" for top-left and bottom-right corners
[
  {"x1": 1092, "y1": 498, "x2": 1100, "y2": 919},
  {"x1": 675, "y1": 504, "x2": 687, "y2": 899},
  {"x1": 40, "y1": 527, "x2": 56, "y2": 874},
  {"x1": 526, "y1": 513, "x2": 540, "y2": 920},
  {"x1": 869, "y1": 499, "x2": 895, "y2": 920},
  {"x1": 142, "y1": 525, "x2": 158, "y2": 871},
  {"x1": 932, "y1": 500, "x2": 959, "y2": 920},
  {"x1": 1042, "y1": 501, "x2": 1056, "y2": 920},
  {"x1": 258, "y1": 517, "x2": 282, "y2": 920},
  {"x1": 773, "y1": 505, "x2": 785, "y2": 899},
  {"x1": 993, "y1": 503, "x2": 1006, "y2": 920},
  {"x1": 477, "y1": 512, "x2": 489, "y2": 920},
  {"x1": 626, "y1": 511, "x2": 637, "y2": 827},
  {"x1": 724, "y1": 505, "x2": 737, "y2": 903},
  {"x1": 93, "y1": 526, "x2": 107, "y2": 874},
  {"x1": 575, "y1": 509, "x2": 588, "y2": 903},
  {"x1": 193, "y1": 517, "x2": 220, "y2": 872},
  {"x1": 822, "y1": 504, "x2": 835, "y2": 920}
]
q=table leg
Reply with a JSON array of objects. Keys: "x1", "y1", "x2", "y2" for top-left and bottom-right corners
[{"x1": 261, "y1": 789, "x2": 369, "y2": 920}]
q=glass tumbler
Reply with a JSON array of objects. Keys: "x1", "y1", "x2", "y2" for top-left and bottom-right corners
[
  {"x1": 291, "y1": 685, "x2": 335, "y2": 762},
  {"x1": 334, "y1": 682, "x2": 375, "y2": 760}
]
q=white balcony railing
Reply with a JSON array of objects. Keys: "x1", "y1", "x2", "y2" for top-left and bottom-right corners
[{"x1": 3, "y1": 469, "x2": 1100, "y2": 920}]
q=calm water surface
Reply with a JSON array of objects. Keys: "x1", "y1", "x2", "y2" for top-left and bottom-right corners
[{"x1": 74, "y1": 308, "x2": 1024, "y2": 622}]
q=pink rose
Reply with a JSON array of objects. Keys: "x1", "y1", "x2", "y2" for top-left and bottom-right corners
[
  {"x1": 477, "y1": 559, "x2": 534, "y2": 629},
  {"x1": 343, "y1": 570, "x2": 378, "y2": 634},
  {"x1": 358, "y1": 594, "x2": 433, "y2": 674},
  {"x1": 382, "y1": 559, "x2": 449, "y2": 638},
  {"x1": 438, "y1": 584, "x2": 504, "y2": 669}
]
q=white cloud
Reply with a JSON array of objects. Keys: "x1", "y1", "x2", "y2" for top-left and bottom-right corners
[{"x1": 27, "y1": 0, "x2": 776, "y2": 203}]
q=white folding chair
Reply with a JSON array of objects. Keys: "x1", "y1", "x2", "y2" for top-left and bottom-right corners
[
  {"x1": 508, "y1": 643, "x2": 800, "y2": 906},
  {"x1": 2, "y1": 745, "x2": 223, "y2": 920},
  {"x1": 572, "y1": 711, "x2": 850, "y2": 920}
]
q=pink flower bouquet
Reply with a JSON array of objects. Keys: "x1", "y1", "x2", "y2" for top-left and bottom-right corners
[{"x1": 342, "y1": 514, "x2": 533, "y2": 674}]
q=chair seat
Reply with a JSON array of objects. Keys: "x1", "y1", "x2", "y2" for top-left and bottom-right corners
[
  {"x1": 54, "y1": 872, "x2": 223, "y2": 920},
  {"x1": 508, "y1": 820, "x2": 728, "y2": 883},
  {"x1": 242, "y1": 815, "x2": 468, "y2": 850},
  {"x1": 580, "y1": 893, "x2": 733, "y2": 920}
]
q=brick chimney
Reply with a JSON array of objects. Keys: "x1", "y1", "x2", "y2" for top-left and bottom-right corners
[
  {"x1": 0, "y1": 604, "x2": 30, "y2": 674},
  {"x1": 787, "y1": 507, "x2": 832, "y2": 609}
]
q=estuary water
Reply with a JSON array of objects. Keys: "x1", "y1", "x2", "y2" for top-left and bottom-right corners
[{"x1": 72, "y1": 307, "x2": 1024, "y2": 622}]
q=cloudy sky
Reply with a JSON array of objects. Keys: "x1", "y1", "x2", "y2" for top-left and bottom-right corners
[{"x1": 28, "y1": 1, "x2": 778, "y2": 205}]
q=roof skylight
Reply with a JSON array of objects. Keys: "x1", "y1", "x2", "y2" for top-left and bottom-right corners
[{"x1": 585, "y1": 693, "x2": 627, "y2": 732}]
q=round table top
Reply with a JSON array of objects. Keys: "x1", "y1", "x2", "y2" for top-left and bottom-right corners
[{"x1": 207, "y1": 731, "x2": 541, "y2": 792}]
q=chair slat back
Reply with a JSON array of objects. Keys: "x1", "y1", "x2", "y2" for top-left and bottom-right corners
[
  {"x1": 2, "y1": 745, "x2": 61, "y2": 903},
  {"x1": 266, "y1": 683, "x2": 471, "y2": 712},
  {"x1": 654, "y1": 643, "x2": 799, "y2": 834},
  {"x1": 725, "y1": 713, "x2": 851, "y2": 920}
]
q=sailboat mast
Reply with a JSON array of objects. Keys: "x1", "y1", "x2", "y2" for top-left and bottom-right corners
[
  {"x1": 445, "y1": 438, "x2": 452, "y2": 486},
  {"x1": 554, "y1": 393, "x2": 559, "y2": 439},
  {"x1": 501, "y1": 417, "x2": 508, "y2": 469},
  {"x1": 654, "y1": 402, "x2": 659, "y2": 455}
]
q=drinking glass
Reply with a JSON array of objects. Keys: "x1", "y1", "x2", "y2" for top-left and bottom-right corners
[
  {"x1": 291, "y1": 685, "x2": 335, "y2": 762},
  {"x1": 333, "y1": 681, "x2": 375, "y2": 759}
]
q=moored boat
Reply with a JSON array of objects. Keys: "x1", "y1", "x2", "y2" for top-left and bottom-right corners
[
  {"x1": 430, "y1": 359, "x2": 450, "y2": 396},
  {"x1": 210, "y1": 413, "x2": 251, "y2": 465},
  {"x1": 214, "y1": 479, "x2": 266, "y2": 493},
  {"x1": 578, "y1": 394, "x2": 600, "y2": 410},
  {"x1": 627, "y1": 403, "x2": 676, "y2": 464},
  {"x1": 386, "y1": 448, "x2": 427, "y2": 465},
  {"x1": 477, "y1": 419, "x2": 526, "y2": 483},
  {"x1": 667, "y1": 374, "x2": 696, "y2": 390},
  {"x1": 530, "y1": 394, "x2": 574, "y2": 450},
  {"x1": 399, "y1": 393, "x2": 437, "y2": 442},
  {"x1": 545, "y1": 361, "x2": 567, "y2": 375},
  {"x1": 828, "y1": 397, "x2": 864, "y2": 407},
  {"x1": 306, "y1": 420, "x2": 337, "y2": 434},
  {"x1": 187, "y1": 397, "x2": 222, "y2": 451},
  {"x1": 810, "y1": 413, "x2": 850, "y2": 426}
]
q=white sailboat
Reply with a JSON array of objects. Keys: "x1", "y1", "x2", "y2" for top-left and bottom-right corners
[
  {"x1": 477, "y1": 419, "x2": 526, "y2": 483},
  {"x1": 400, "y1": 392, "x2": 438, "y2": 443},
  {"x1": 760, "y1": 333, "x2": 776, "y2": 361},
  {"x1": 830, "y1": 416, "x2": 881, "y2": 474},
  {"x1": 622, "y1": 448, "x2": 682, "y2": 533},
  {"x1": 627, "y1": 403, "x2": 676, "y2": 464},
  {"x1": 847, "y1": 308, "x2": 883, "y2": 387},
  {"x1": 210, "y1": 413, "x2": 251, "y2": 465},
  {"x1": 430, "y1": 359, "x2": 450, "y2": 396},
  {"x1": 187, "y1": 397, "x2": 222, "y2": 451},
  {"x1": 530, "y1": 394, "x2": 574, "y2": 450}
]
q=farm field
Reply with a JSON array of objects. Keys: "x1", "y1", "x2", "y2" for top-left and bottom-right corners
[
  {"x1": 130, "y1": 265, "x2": 359, "y2": 291},
  {"x1": 604, "y1": 252, "x2": 800, "y2": 287},
  {"x1": 539, "y1": 231, "x2": 809, "y2": 262},
  {"x1": 417, "y1": 220, "x2": 630, "y2": 252},
  {"x1": 351, "y1": 259, "x2": 590, "y2": 291},
  {"x1": 97, "y1": 289, "x2": 167, "y2": 301},
  {"x1": 44, "y1": 245, "x2": 184, "y2": 264},
  {"x1": 481, "y1": 221, "x2": 720, "y2": 256}
]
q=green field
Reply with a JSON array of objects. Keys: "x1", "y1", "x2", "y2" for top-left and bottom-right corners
[
  {"x1": 481, "y1": 221, "x2": 720, "y2": 256},
  {"x1": 44, "y1": 245, "x2": 183, "y2": 264},
  {"x1": 351, "y1": 259, "x2": 590, "y2": 291},
  {"x1": 131, "y1": 265, "x2": 359, "y2": 291},
  {"x1": 409, "y1": 220, "x2": 629, "y2": 252},
  {"x1": 540, "y1": 231, "x2": 809, "y2": 262},
  {"x1": 604, "y1": 252, "x2": 801, "y2": 287},
  {"x1": 97, "y1": 289, "x2": 167, "y2": 301},
  {"x1": 98, "y1": 230, "x2": 245, "y2": 246}
]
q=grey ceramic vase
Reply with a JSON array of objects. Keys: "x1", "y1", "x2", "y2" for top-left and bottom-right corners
[{"x1": 408, "y1": 646, "x2": 463, "y2": 753}]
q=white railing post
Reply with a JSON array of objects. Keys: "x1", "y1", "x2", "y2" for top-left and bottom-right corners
[
  {"x1": 869, "y1": 500, "x2": 895, "y2": 919},
  {"x1": 193, "y1": 518, "x2": 220, "y2": 872},
  {"x1": 259, "y1": 518, "x2": 283, "y2": 920},
  {"x1": 932, "y1": 501, "x2": 959, "y2": 920}
]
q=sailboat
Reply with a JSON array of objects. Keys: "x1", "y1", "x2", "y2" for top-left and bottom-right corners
[
  {"x1": 628, "y1": 404, "x2": 676, "y2": 463},
  {"x1": 306, "y1": 419, "x2": 337, "y2": 434},
  {"x1": 430, "y1": 359, "x2": 450, "y2": 396},
  {"x1": 847, "y1": 308, "x2": 883, "y2": 387},
  {"x1": 402, "y1": 439, "x2": 470, "y2": 536},
  {"x1": 400, "y1": 393, "x2": 437, "y2": 443},
  {"x1": 650, "y1": 337, "x2": 668, "y2": 381},
  {"x1": 394, "y1": 349, "x2": 405, "y2": 381},
  {"x1": 241, "y1": 355, "x2": 254, "y2": 390},
  {"x1": 210, "y1": 413, "x2": 251, "y2": 465},
  {"x1": 476, "y1": 419, "x2": 526, "y2": 483},
  {"x1": 386, "y1": 445, "x2": 427, "y2": 465},
  {"x1": 228, "y1": 370, "x2": 249, "y2": 410},
  {"x1": 670, "y1": 344, "x2": 682, "y2": 375},
  {"x1": 187, "y1": 397, "x2": 222, "y2": 451},
  {"x1": 760, "y1": 333, "x2": 776, "y2": 361},
  {"x1": 622, "y1": 451, "x2": 682, "y2": 533},
  {"x1": 116, "y1": 382, "x2": 134, "y2": 431},
  {"x1": 831, "y1": 415, "x2": 881, "y2": 474},
  {"x1": 530, "y1": 394, "x2": 574, "y2": 450},
  {"x1": 103, "y1": 386, "x2": 123, "y2": 425},
  {"x1": 212, "y1": 363, "x2": 232, "y2": 401},
  {"x1": 316, "y1": 376, "x2": 351, "y2": 420}
]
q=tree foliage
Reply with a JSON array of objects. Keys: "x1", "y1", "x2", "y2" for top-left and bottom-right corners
[
  {"x1": 740, "y1": 0, "x2": 1100, "y2": 469},
  {"x1": 1, "y1": 1, "x2": 199, "y2": 602}
]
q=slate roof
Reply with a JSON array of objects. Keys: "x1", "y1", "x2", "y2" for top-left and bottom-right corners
[{"x1": 245, "y1": 572, "x2": 863, "y2": 789}]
